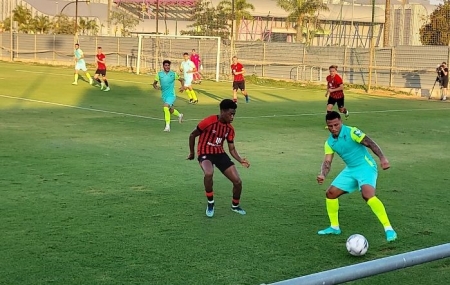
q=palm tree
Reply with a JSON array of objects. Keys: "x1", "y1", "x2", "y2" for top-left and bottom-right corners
[
  {"x1": 53, "y1": 14, "x2": 74, "y2": 34},
  {"x1": 1, "y1": 17, "x2": 11, "y2": 31},
  {"x1": 86, "y1": 19, "x2": 99, "y2": 36},
  {"x1": 13, "y1": 5, "x2": 33, "y2": 33},
  {"x1": 78, "y1": 17, "x2": 88, "y2": 35},
  {"x1": 218, "y1": 0, "x2": 254, "y2": 40},
  {"x1": 275, "y1": 0, "x2": 328, "y2": 43},
  {"x1": 33, "y1": 15, "x2": 51, "y2": 34}
]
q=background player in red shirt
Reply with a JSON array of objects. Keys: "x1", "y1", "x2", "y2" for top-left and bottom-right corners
[
  {"x1": 231, "y1": 56, "x2": 249, "y2": 103},
  {"x1": 94, "y1": 47, "x2": 110, "y2": 92},
  {"x1": 188, "y1": 99, "x2": 250, "y2": 218},
  {"x1": 190, "y1": 49, "x2": 202, "y2": 84},
  {"x1": 325, "y1": 65, "x2": 348, "y2": 118}
]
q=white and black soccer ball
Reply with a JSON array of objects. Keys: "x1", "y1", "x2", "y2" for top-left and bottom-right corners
[{"x1": 346, "y1": 234, "x2": 369, "y2": 256}]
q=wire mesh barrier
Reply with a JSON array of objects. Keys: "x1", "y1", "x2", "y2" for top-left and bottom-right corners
[{"x1": 0, "y1": 32, "x2": 449, "y2": 96}]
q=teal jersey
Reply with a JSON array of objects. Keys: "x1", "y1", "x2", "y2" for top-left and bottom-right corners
[
  {"x1": 324, "y1": 125, "x2": 376, "y2": 168},
  {"x1": 74, "y1": 48, "x2": 85, "y2": 63},
  {"x1": 155, "y1": 70, "x2": 179, "y2": 97}
]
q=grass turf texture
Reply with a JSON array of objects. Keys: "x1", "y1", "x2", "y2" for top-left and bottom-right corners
[{"x1": 1, "y1": 61, "x2": 450, "y2": 285}]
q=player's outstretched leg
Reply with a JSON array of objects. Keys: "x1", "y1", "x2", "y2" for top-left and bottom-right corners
[
  {"x1": 318, "y1": 198, "x2": 341, "y2": 235},
  {"x1": 170, "y1": 107, "x2": 183, "y2": 123},
  {"x1": 367, "y1": 196, "x2": 397, "y2": 242}
]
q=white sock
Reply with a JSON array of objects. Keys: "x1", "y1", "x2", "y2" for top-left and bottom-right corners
[{"x1": 384, "y1": 226, "x2": 393, "y2": 231}]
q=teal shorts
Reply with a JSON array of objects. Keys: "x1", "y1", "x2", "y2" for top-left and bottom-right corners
[
  {"x1": 162, "y1": 95, "x2": 176, "y2": 106},
  {"x1": 331, "y1": 165, "x2": 377, "y2": 193}
]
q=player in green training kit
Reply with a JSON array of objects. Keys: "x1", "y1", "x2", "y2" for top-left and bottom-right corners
[
  {"x1": 72, "y1": 43, "x2": 93, "y2": 85},
  {"x1": 153, "y1": 60, "x2": 185, "y2": 132},
  {"x1": 317, "y1": 111, "x2": 397, "y2": 242}
]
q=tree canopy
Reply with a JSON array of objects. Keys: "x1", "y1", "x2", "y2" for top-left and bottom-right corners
[{"x1": 419, "y1": 1, "x2": 450, "y2": 45}]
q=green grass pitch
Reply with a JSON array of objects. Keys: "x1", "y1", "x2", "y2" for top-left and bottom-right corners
[{"x1": 1, "y1": 61, "x2": 450, "y2": 285}]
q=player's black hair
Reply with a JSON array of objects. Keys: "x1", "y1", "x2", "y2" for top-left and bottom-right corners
[
  {"x1": 329, "y1": 65, "x2": 338, "y2": 70},
  {"x1": 325, "y1": 111, "x2": 341, "y2": 121},
  {"x1": 97, "y1": 46, "x2": 102, "y2": 49},
  {"x1": 220, "y1": 99, "x2": 237, "y2": 110},
  {"x1": 75, "y1": 43, "x2": 79, "y2": 46},
  {"x1": 183, "y1": 52, "x2": 189, "y2": 56},
  {"x1": 162, "y1": 60, "x2": 171, "y2": 65}
]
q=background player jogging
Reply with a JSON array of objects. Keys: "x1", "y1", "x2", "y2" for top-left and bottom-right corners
[
  {"x1": 153, "y1": 60, "x2": 185, "y2": 132},
  {"x1": 325, "y1": 65, "x2": 348, "y2": 118},
  {"x1": 72, "y1": 43, "x2": 93, "y2": 85}
]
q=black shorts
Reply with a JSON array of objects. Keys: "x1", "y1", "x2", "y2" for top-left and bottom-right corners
[
  {"x1": 233, "y1": 81, "x2": 245, "y2": 91},
  {"x1": 198, "y1": 153, "x2": 234, "y2": 173},
  {"x1": 95, "y1": 69, "x2": 106, "y2": 76},
  {"x1": 327, "y1": 96, "x2": 345, "y2": 108},
  {"x1": 441, "y1": 78, "x2": 449, "y2": 88}
]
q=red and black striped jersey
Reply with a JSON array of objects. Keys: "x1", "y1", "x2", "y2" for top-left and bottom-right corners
[
  {"x1": 197, "y1": 115, "x2": 235, "y2": 156},
  {"x1": 327, "y1": 73, "x2": 344, "y2": 99}
]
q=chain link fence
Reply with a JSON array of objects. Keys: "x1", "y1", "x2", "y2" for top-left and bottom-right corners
[{"x1": 1, "y1": 32, "x2": 449, "y2": 96}]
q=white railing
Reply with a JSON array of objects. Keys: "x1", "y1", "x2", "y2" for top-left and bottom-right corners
[{"x1": 263, "y1": 243, "x2": 450, "y2": 285}]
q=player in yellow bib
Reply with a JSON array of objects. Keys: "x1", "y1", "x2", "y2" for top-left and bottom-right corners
[{"x1": 317, "y1": 111, "x2": 397, "y2": 242}]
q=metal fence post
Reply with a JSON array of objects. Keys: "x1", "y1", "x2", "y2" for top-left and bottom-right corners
[
  {"x1": 16, "y1": 33, "x2": 19, "y2": 59},
  {"x1": 53, "y1": 34, "x2": 56, "y2": 62},
  {"x1": 117, "y1": 37, "x2": 120, "y2": 66},
  {"x1": 343, "y1": 46, "x2": 348, "y2": 80},
  {"x1": 34, "y1": 33, "x2": 37, "y2": 61},
  {"x1": 262, "y1": 42, "x2": 266, "y2": 77},
  {"x1": 389, "y1": 46, "x2": 395, "y2": 87}
]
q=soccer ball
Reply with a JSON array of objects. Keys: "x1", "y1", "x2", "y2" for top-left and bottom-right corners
[{"x1": 346, "y1": 234, "x2": 369, "y2": 256}]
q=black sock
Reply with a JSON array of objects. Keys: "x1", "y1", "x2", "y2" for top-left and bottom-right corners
[{"x1": 104, "y1": 80, "x2": 109, "y2": 87}]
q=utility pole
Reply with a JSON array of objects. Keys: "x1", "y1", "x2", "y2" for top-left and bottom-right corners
[
  {"x1": 230, "y1": 0, "x2": 235, "y2": 65},
  {"x1": 75, "y1": 0, "x2": 79, "y2": 43},
  {"x1": 367, "y1": 0, "x2": 375, "y2": 93},
  {"x1": 107, "y1": 0, "x2": 112, "y2": 35},
  {"x1": 383, "y1": 0, "x2": 390, "y2": 47},
  {"x1": 10, "y1": 0, "x2": 13, "y2": 61}
]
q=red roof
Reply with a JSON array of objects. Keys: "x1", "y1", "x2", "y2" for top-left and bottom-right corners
[{"x1": 115, "y1": 0, "x2": 198, "y2": 6}]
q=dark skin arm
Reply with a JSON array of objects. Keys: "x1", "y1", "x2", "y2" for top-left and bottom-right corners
[
  {"x1": 152, "y1": 80, "x2": 159, "y2": 89},
  {"x1": 360, "y1": 135, "x2": 390, "y2": 170},
  {"x1": 187, "y1": 128, "x2": 201, "y2": 160},
  {"x1": 228, "y1": 142, "x2": 250, "y2": 168}
]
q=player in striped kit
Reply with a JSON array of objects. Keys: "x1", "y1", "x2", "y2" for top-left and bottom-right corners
[{"x1": 188, "y1": 99, "x2": 250, "y2": 217}]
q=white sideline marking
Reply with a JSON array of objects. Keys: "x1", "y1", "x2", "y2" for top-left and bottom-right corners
[
  {"x1": 0, "y1": 94, "x2": 164, "y2": 121},
  {"x1": 15, "y1": 69, "x2": 152, "y2": 85},
  {"x1": 0, "y1": 94, "x2": 449, "y2": 122},
  {"x1": 15, "y1": 69, "x2": 286, "y2": 91}
]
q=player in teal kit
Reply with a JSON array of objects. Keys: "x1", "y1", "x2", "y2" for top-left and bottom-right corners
[
  {"x1": 317, "y1": 111, "x2": 397, "y2": 242},
  {"x1": 72, "y1": 43, "x2": 93, "y2": 85},
  {"x1": 153, "y1": 60, "x2": 185, "y2": 132}
]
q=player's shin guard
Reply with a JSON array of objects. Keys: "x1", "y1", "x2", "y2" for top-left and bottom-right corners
[
  {"x1": 172, "y1": 109, "x2": 180, "y2": 117},
  {"x1": 367, "y1": 196, "x2": 392, "y2": 228},
  {"x1": 186, "y1": 90, "x2": 193, "y2": 100},
  {"x1": 163, "y1": 107, "x2": 171, "y2": 125},
  {"x1": 326, "y1": 198, "x2": 339, "y2": 228},
  {"x1": 191, "y1": 90, "x2": 198, "y2": 101}
]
